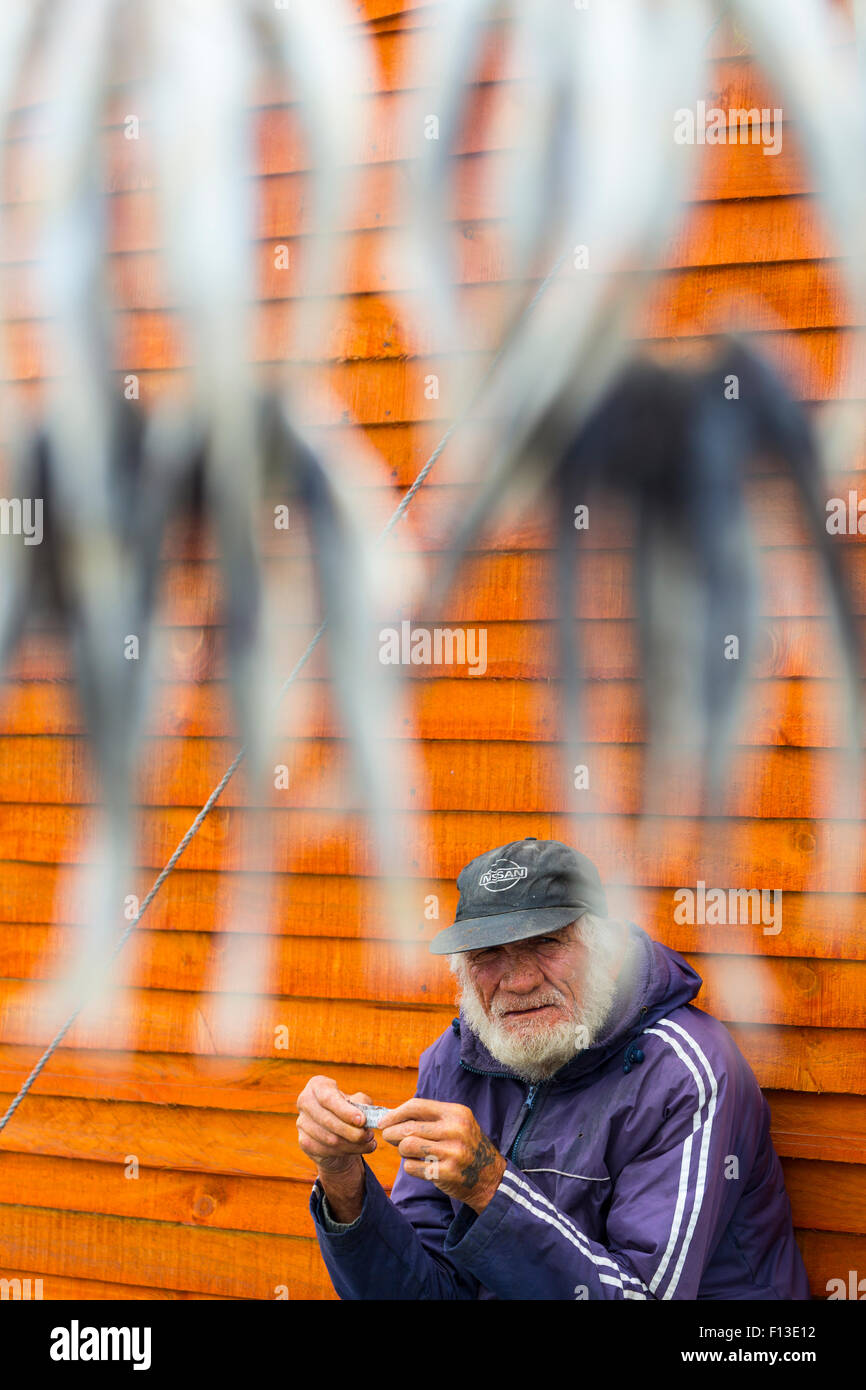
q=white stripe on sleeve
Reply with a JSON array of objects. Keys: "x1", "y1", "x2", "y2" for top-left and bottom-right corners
[
  {"x1": 500, "y1": 1169, "x2": 648, "y2": 1297},
  {"x1": 643, "y1": 1019, "x2": 718, "y2": 1299}
]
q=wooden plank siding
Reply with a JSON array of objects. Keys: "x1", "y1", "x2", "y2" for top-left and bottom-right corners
[{"x1": 0, "y1": 0, "x2": 864, "y2": 1301}]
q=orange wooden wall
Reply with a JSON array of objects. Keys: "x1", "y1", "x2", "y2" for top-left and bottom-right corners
[{"x1": 0, "y1": 1, "x2": 864, "y2": 1299}]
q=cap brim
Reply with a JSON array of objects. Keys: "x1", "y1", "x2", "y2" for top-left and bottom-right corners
[{"x1": 428, "y1": 905, "x2": 585, "y2": 955}]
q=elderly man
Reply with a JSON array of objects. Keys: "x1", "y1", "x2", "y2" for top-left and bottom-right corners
[{"x1": 298, "y1": 838, "x2": 809, "y2": 1300}]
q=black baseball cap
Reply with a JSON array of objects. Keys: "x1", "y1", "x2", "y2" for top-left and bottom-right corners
[{"x1": 429, "y1": 838, "x2": 608, "y2": 955}]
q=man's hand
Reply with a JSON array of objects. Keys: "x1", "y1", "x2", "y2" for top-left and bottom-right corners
[
  {"x1": 296, "y1": 1076, "x2": 378, "y2": 1223},
  {"x1": 381, "y1": 1099, "x2": 507, "y2": 1213}
]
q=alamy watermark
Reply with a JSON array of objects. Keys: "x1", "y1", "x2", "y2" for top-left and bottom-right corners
[
  {"x1": 826, "y1": 491, "x2": 866, "y2": 534},
  {"x1": 826, "y1": 1270, "x2": 866, "y2": 1299},
  {"x1": 50, "y1": 1320, "x2": 151, "y2": 1370},
  {"x1": 0, "y1": 497, "x2": 43, "y2": 545},
  {"x1": 379, "y1": 621, "x2": 487, "y2": 675},
  {"x1": 674, "y1": 102, "x2": 783, "y2": 157},
  {"x1": 1, "y1": 1276, "x2": 43, "y2": 1299},
  {"x1": 673, "y1": 880, "x2": 782, "y2": 936}
]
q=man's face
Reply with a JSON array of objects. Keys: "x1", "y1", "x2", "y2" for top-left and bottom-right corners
[
  {"x1": 450, "y1": 917, "x2": 622, "y2": 1082},
  {"x1": 464, "y1": 923, "x2": 589, "y2": 1032}
]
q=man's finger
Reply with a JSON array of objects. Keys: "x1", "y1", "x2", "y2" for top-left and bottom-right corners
[
  {"x1": 402, "y1": 1158, "x2": 445, "y2": 1184},
  {"x1": 298, "y1": 1114, "x2": 371, "y2": 1152},
  {"x1": 314, "y1": 1081, "x2": 371, "y2": 1130},
  {"x1": 299, "y1": 1076, "x2": 366, "y2": 1127},
  {"x1": 396, "y1": 1135, "x2": 446, "y2": 1162},
  {"x1": 304, "y1": 1090, "x2": 371, "y2": 1142},
  {"x1": 382, "y1": 1097, "x2": 452, "y2": 1127},
  {"x1": 381, "y1": 1118, "x2": 445, "y2": 1145}
]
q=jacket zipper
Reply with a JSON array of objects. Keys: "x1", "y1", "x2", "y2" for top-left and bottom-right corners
[
  {"x1": 508, "y1": 1082, "x2": 544, "y2": 1166},
  {"x1": 459, "y1": 1060, "x2": 515, "y2": 1080},
  {"x1": 458, "y1": 1060, "x2": 547, "y2": 1168}
]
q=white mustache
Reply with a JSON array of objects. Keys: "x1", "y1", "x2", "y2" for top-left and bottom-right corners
[{"x1": 493, "y1": 994, "x2": 564, "y2": 1018}]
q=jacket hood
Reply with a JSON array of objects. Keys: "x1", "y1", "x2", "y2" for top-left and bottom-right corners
[{"x1": 455, "y1": 922, "x2": 702, "y2": 1087}]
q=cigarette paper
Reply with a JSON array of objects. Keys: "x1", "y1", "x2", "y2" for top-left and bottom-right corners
[{"x1": 360, "y1": 1104, "x2": 391, "y2": 1130}]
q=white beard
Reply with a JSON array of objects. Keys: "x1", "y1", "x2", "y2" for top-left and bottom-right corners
[{"x1": 450, "y1": 918, "x2": 623, "y2": 1083}]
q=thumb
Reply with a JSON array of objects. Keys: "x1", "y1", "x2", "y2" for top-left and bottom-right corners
[{"x1": 347, "y1": 1091, "x2": 374, "y2": 1107}]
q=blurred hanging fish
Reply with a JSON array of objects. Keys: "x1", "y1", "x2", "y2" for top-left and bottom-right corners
[
  {"x1": 550, "y1": 338, "x2": 862, "y2": 810},
  {"x1": 0, "y1": 0, "x2": 413, "y2": 1050}
]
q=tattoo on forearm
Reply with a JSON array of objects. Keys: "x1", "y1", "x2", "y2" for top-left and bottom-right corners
[{"x1": 461, "y1": 1134, "x2": 497, "y2": 1189}]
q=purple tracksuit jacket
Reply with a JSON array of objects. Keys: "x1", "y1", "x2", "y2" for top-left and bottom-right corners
[{"x1": 310, "y1": 924, "x2": 810, "y2": 1300}]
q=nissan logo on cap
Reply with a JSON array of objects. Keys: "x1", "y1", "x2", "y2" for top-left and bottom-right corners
[
  {"x1": 429, "y1": 837, "x2": 608, "y2": 955},
  {"x1": 479, "y1": 858, "x2": 529, "y2": 891}
]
